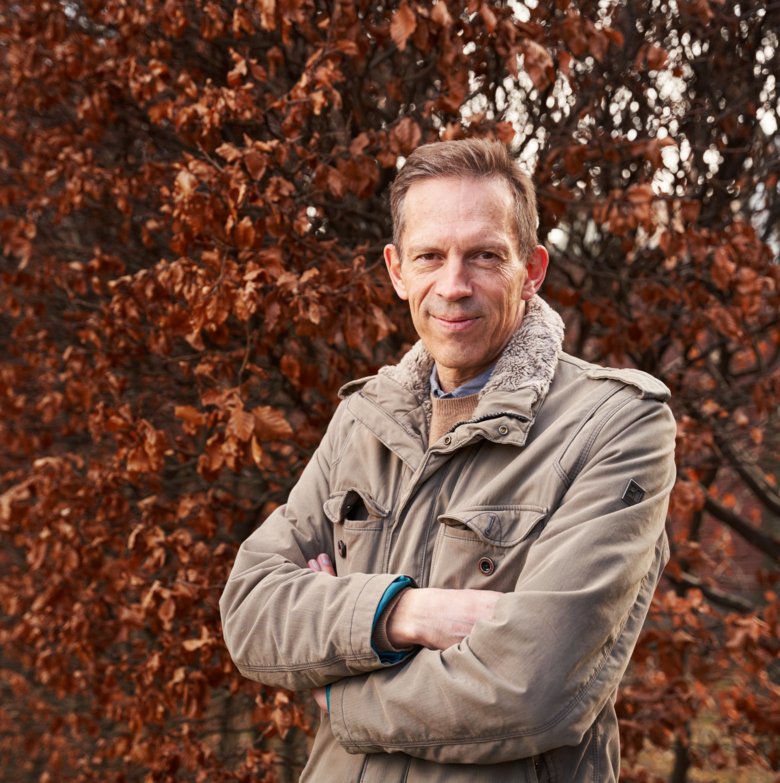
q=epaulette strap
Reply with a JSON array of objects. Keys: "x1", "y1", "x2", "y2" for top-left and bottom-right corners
[{"x1": 585, "y1": 367, "x2": 671, "y2": 401}]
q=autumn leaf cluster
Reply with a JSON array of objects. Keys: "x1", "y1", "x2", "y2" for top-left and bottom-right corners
[{"x1": 1, "y1": 1, "x2": 778, "y2": 781}]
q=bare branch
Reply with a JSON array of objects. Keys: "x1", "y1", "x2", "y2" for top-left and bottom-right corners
[
  {"x1": 703, "y1": 495, "x2": 780, "y2": 563},
  {"x1": 714, "y1": 434, "x2": 780, "y2": 518},
  {"x1": 665, "y1": 570, "x2": 755, "y2": 613}
]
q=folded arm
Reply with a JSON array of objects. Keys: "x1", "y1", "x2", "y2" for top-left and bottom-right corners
[{"x1": 219, "y1": 404, "x2": 405, "y2": 691}]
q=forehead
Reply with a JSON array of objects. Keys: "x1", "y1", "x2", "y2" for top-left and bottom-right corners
[{"x1": 400, "y1": 175, "x2": 516, "y2": 246}]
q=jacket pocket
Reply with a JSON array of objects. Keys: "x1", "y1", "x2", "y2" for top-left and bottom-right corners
[
  {"x1": 531, "y1": 754, "x2": 553, "y2": 783},
  {"x1": 323, "y1": 488, "x2": 388, "y2": 576},
  {"x1": 429, "y1": 505, "x2": 548, "y2": 591}
]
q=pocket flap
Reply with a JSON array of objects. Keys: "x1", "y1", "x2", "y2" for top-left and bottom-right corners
[
  {"x1": 438, "y1": 505, "x2": 548, "y2": 546},
  {"x1": 323, "y1": 488, "x2": 388, "y2": 523}
]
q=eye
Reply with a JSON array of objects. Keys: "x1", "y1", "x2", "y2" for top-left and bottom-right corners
[
  {"x1": 415, "y1": 251, "x2": 441, "y2": 264},
  {"x1": 474, "y1": 250, "x2": 501, "y2": 263}
]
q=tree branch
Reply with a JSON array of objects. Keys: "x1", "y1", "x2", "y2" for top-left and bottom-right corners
[
  {"x1": 714, "y1": 434, "x2": 780, "y2": 517},
  {"x1": 703, "y1": 495, "x2": 780, "y2": 563},
  {"x1": 665, "y1": 570, "x2": 755, "y2": 613}
]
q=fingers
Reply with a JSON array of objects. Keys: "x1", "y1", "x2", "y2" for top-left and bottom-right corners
[
  {"x1": 307, "y1": 552, "x2": 336, "y2": 576},
  {"x1": 311, "y1": 686, "x2": 328, "y2": 712}
]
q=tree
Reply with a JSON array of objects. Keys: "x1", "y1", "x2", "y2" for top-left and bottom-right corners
[{"x1": 0, "y1": 1, "x2": 777, "y2": 780}]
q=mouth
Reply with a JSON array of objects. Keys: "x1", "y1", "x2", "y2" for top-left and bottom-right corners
[{"x1": 431, "y1": 314, "x2": 481, "y2": 331}]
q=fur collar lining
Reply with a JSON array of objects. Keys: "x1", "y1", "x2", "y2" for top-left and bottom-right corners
[{"x1": 379, "y1": 296, "x2": 565, "y2": 411}]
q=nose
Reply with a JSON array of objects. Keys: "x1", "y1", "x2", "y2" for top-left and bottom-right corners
[{"x1": 435, "y1": 256, "x2": 472, "y2": 301}]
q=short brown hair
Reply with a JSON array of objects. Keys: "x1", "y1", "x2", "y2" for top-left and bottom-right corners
[{"x1": 389, "y1": 138, "x2": 539, "y2": 258}]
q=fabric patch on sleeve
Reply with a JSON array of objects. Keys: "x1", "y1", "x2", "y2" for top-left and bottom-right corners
[{"x1": 622, "y1": 479, "x2": 646, "y2": 506}]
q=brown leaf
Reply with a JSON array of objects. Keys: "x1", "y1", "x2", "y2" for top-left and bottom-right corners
[
  {"x1": 480, "y1": 4, "x2": 497, "y2": 34},
  {"x1": 521, "y1": 40, "x2": 554, "y2": 91},
  {"x1": 390, "y1": 2, "x2": 417, "y2": 51},
  {"x1": 391, "y1": 117, "x2": 422, "y2": 155},
  {"x1": 258, "y1": 0, "x2": 276, "y2": 30},
  {"x1": 244, "y1": 149, "x2": 267, "y2": 180},
  {"x1": 252, "y1": 406, "x2": 293, "y2": 439},
  {"x1": 158, "y1": 598, "x2": 176, "y2": 625},
  {"x1": 228, "y1": 408, "x2": 255, "y2": 442},
  {"x1": 588, "y1": 31, "x2": 609, "y2": 64},
  {"x1": 647, "y1": 43, "x2": 669, "y2": 71},
  {"x1": 175, "y1": 405, "x2": 206, "y2": 435},
  {"x1": 281, "y1": 354, "x2": 301, "y2": 385},
  {"x1": 431, "y1": 2, "x2": 453, "y2": 27},
  {"x1": 250, "y1": 435, "x2": 264, "y2": 467},
  {"x1": 182, "y1": 626, "x2": 212, "y2": 651},
  {"x1": 216, "y1": 143, "x2": 242, "y2": 163},
  {"x1": 175, "y1": 169, "x2": 198, "y2": 200},
  {"x1": 711, "y1": 247, "x2": 736, "y2": 291},
  {"x1": 235, "y1": 216, "x2": 256, "y2": 248},
  {"x1": 494, "y1": 121, "x2": 515, "y2": 144}
]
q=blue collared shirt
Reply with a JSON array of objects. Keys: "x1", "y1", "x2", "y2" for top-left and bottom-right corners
[{"x1": 430, "y1": 363, "x2": 496, "y2": 399}]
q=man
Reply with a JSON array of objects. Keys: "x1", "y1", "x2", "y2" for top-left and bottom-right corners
[{"x1": 220, "y1": 139, "x2": 676, "y2": 782}]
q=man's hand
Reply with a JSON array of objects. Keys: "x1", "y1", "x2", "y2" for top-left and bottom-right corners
[
  {"x1": 386, "y1": 586, "x2": 502, "y2": 651},
  {"x1": 307, "y1": 552, "x2": 336, "y2": 576},
  {"x1": 306, "y1": 552, "x2": 502, "y2": 652},
  {"x1": 312, "y1": 686, "x2": 328, "y2": 711}
]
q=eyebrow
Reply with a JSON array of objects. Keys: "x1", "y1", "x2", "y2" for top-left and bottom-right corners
[{"x1": 405, "y1": 238, "x2": 513, "y2": 256}]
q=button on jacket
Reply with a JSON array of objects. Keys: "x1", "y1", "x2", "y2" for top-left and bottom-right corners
[{"x1": 220, "y1": 297, "x2": 676, "y2": 782}]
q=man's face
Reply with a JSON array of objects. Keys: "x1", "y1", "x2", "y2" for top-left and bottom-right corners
[{"x1": 384, "y1": 176, "x2": 548, "y2": 392}]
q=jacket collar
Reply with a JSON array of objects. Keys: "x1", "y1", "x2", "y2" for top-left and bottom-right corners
[{"x1": 376, "y1": 296, "x2": 565, "y2": 418}]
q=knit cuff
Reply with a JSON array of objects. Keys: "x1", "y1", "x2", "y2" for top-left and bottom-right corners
[{"x1": 371, "y1": 576, "x2": 415, "y2": 661}]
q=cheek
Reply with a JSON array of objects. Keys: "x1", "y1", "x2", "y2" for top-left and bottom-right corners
[
  {"x1": 405, "y1": 282, "x2": 431, "y2": 311},
  {"x1": 488, "y1": 291, "x2": 523, "y2": 331}
]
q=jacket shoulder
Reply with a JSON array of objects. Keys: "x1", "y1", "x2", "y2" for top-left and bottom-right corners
[
  {"x1": 557, "y1": 352, "x2": 671, "y2": 402},
  {"x1": 337, "y1": 375, "x2": 377, "y2": 399}
]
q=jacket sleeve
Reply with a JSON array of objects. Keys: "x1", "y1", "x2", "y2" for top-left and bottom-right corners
[
  {"x1": 327, "y1": 394, "x2": 676, "y2": 763},
  {"x1": 219, "y1": 402, "x2": 403, "y2": 691}
]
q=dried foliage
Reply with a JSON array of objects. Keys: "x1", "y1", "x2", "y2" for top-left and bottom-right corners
[{"x1": 0, "y1": 1, "x2": 778, "y2": 781}]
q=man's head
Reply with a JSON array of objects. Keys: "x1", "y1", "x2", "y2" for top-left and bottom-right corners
[
  {"x1": 384, "y1": 139, "x2": 548, "y2": 392},
  {"x1": 389, "y1": 138, "x2": 539, "y2": 258}
]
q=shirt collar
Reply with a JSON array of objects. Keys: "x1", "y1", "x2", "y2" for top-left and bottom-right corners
[{"x1": 430, "y1": 363, "x2": 496, "y2": 399}]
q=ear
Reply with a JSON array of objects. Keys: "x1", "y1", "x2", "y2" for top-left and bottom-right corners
[
  {"x1": 521, "y1": 245, "x2": 549, "y2": 300},
  {"x1": 384, "y1": 244, "x2": 408, "y2": 300}
]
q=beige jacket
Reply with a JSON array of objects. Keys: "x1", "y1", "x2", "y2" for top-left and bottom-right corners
[{"x1": 220, "y1": 297, "x2": 676, "y2": 782}]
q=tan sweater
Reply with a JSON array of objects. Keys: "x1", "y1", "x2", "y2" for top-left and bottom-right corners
[{"x1": 429, "y1": 392, "x2": 480, "y2": 443}]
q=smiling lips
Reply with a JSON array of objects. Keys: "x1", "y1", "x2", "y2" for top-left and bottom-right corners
[{"x1": 431, "y1": 313, "x2": 481, "y2": 331}]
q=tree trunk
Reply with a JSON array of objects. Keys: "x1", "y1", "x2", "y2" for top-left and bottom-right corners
[{"x1": 670, "y1": 729, "x2": 691, "y2": 783}]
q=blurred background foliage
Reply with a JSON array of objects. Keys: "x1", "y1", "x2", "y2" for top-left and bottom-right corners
[{"x1": 0, "y1": 1, "x2": 777, "y2": 780}]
